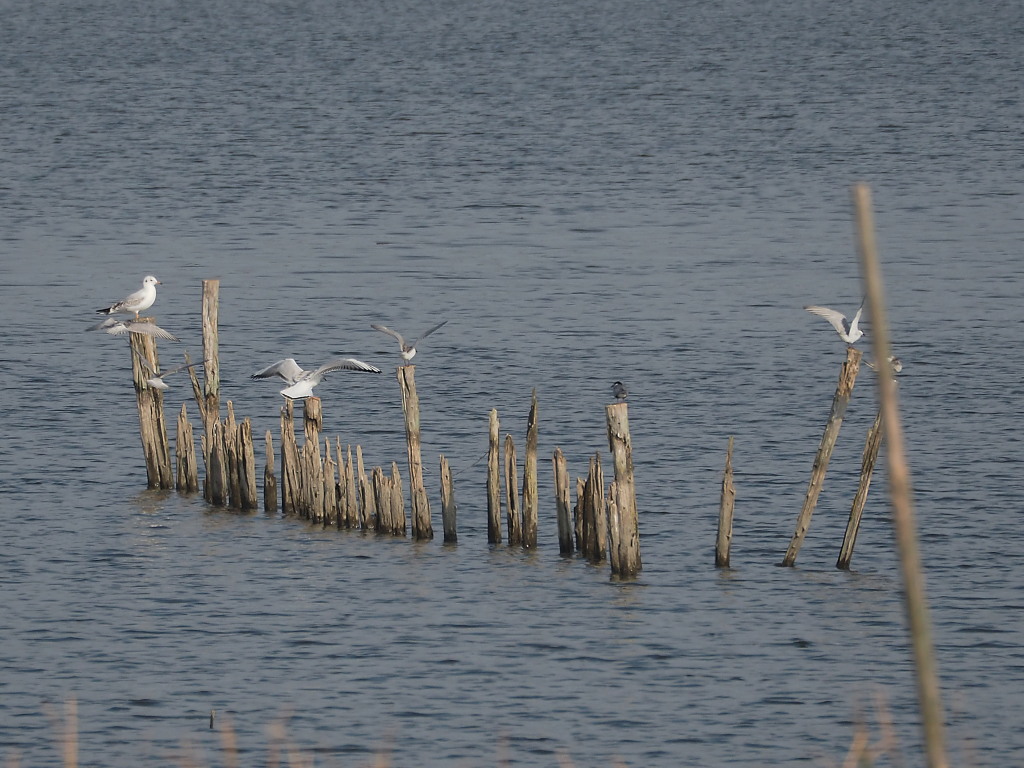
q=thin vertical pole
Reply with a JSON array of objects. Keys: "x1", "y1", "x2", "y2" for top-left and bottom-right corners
[
  {"x1": 837, "y1": 408, "x2": 883, "y2": 569},
  {"x1": 606, "y1": 402, "x2": 640, "y2": 576},
  {"x1": 553, "y1": 448, "x2": 573, "y2": 555},
  {"x1": 521, "y1": 389, "x2": 539, "y2": 549},
  {"x1": 504, "y1": 434, "x2": 521, "y2": 546},
  {"x1": 398, "y1": 366, "x2": 432, "y2": 540},
  {"x1": 716, "y1": 436, "x2": 736, "y2": 567},
  {"x1": 440, "y1": 454, "x2": 457, "y2": 543},
  {"x1": 487, "y1": 409, "x2": 502, "y2": 544}
]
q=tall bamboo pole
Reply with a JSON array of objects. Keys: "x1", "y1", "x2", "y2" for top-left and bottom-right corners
[
  {"x1": 854, "y1": 182, "x2": 947, "y2": 768},
  {"x1": 716, "y1": 436, "x2": 736, "y2": 567},
  {"x1": 782, "y1": 345, "x2": 862, "y2": 566},
  {"x1": 398, "y1": 366, "x2": 432, "y2": 540}
]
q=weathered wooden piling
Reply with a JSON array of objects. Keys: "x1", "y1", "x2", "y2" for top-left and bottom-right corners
[
  {"x1": 837, "y1": 408, "x2": 884, "y2": 569},
  {"x1": 606, "y1": 483, "x2": 621, "y2": 574},
  {"x1": 129, "y1": 329, "x2": 174, "y2": 489},
  {"x1": 521, "y1": 390, "x2": 539, "y2": 549},
  {"x1": 486, "y1": 409, "x2": 502, "y2": 544},
  {"x1": 343, "y1": 443, "x2": 358, "y2": 528},
  {"x1": 390, "y1": 461, "x2": 406, "y2": 536},
  {"x1": 175, "y1": 403, "x2": 199, "y2": 493},
  {"x1": 237, "y1": 417, "x2": 258, "y2": 511},
  {"x1": 398, "y1": 366, "x2": 432, "y2": 540},
  {"x1": 582, "y1": 453, "x2": 607, "y2": 563},
  {"x1": 201, "y1": 280, "x2": 221, "y2": 429},
  {"x1": 279, "y1": 401, "x2": 300, "y2": 516},
  {"x1": 206, "y1": 421, "x2": 227, "y2": 506},
  {"x1": 263, "y1": 430, "x2": 278, "y2": 514},
  {"x1": 323, "y1": 439, "x2": 338, "y2": 526},
  {"x1": 504, "y1": 434, "x2": 522, "y2": 546},
  {"x1": 606, "y1": 402, "x2": 641, "y2": 577},
  {"x1": 552, "y1": 448, "x2": 573, "y2": 555},
  {"x1": 440, "y1": 454, "x2": 457, "y2": 543},
  {"x1": 356, "y1": 445, "x2": 375, "y2": 530},
  {"x1": 573, "y1": 476, "x2": 585, "y2": 552},
  {"x1": 782, "y1": 345, "x2": 863, "y2": 567},
  {"x1": 224, "y1": 403, "x2": 241, "y2": 508},
  {"x1": 716, "y1": 436, "x2": 736, "y2": 568},
  {"x1": 372, "y1": 466, "x2": 389, "y2": 532}
]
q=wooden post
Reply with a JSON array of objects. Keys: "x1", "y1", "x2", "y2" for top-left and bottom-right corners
[
  {"x1": 583, "y1": 453, "x2": 606, "y2": 563},
  {"x1": 129, "y1": 328, "x2": 173, "y2": 489},
  {"x1": 323, "y1": 439, "x2": 338, "y2": 526},
  {"x1": 207, "y1": 421, "x2": 227, "y2": 506},
  {"x1": 237, "y1": 417, "x2": 258, "y2": 511},
  {"x1": 391, "y1": 461, "x2": 406, "y2": 536},
  {"x1": 573, "y1": 477, "x2": 585, "y2": 552},
  {"x1": 303, "y1": 396, "x2": 322, "y2": 446},
  {"x1": 398, "y1": 366, "x2": 432, "y2": 540},
  {"x1": 486, "y1": 409, "x2": 502, "y2": 544},
  {"x1": 201, "y1": 280, "x2": 220, "y2": 427},
  {"x1": 280, "y1": 401, "x2": 300, "y2": 516},
  {"x1": 521, "y1": 389, "x2": 539, "y2": 549},
  {"x1": 440, "y1": 454, "x2": 457, "y2": 543},
  {"x1": 504, "y1": 434, "x2": 521, "y2": 546},
  {"x1": 606, "y1": 402, "x2": 641, "y2": 577},
  {"x1": 837, "y1": 409, "x2": 884, "y2": 569},
  {"x1": 782, "y1": 346, "x2": 863, "y2": 567},
  {"x1": 344, "y1": 443, "x2": 357, "y2": 528},
  {"x1": 263, "y1": 430, "x2": 278, "y2": 514},
  {"x1": 855, "y1": 182, "x2": 948, "y2": 768},
  {"x1": 606, "y1": 483, "x2": 621, "y2": 574},
  {"x1": 175, "y1": 403, "x2": 199, "y2": 493},
  {"x1": 552, "y1": 448, "x2": 573, "y2": 555},
  {"x1": 716, "y1": 436, "x2": 736, "y2": 567},
  {"x1": 224, "y1": 402, "x2": 241, "y2": 509},
  {"x1": 372, "y1": 466, "x2": 389, "y2": 532},
  {"x1": 357, "y1": 445, "x2": 375, "y2": 530}
]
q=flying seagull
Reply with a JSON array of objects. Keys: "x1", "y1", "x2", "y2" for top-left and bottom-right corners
[
  {"x1": 370, "y1": 320, "x2": 449, "y2": 363},
  {"x1": 251, "y1": 357, "x2": 382, "y2": 399},
  {"x1": 88, "y1": 317, "x2": 180, "y2": 342},
  {"x1": 133, "y1": 351, "x2": 205, "y2": 390},
  {"x1": 96, "y1": 275, "x2": 161, "y2": 319},
  {"x1": 804, "y1": 301, "x2": 864, "y2": 345},
  {"x1": 611, "y1": 381, "x2": 628, "y2": 401},
  {"x1": 865, "y1": 355, "x2": 903, "y2": 374}
]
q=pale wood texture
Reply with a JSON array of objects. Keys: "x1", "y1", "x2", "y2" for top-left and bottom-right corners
[
  {"x1": 503, "y1": 434, "x2": 521, "y2": 546},
  {"x1": 606, "y1": 483, "x2": 621, "y2": 574},
  {"x1": 486, "y1": 409, "x2": 502, "y2": 544},
  {"x1": 344, "y1": 443, "x2": 357, "y2": 528},
  {"x1": 201, "y1": 280, "x2": 220, "y2": 426},
  {"x1": 855, "y1": 182, "x2": 947, "y2": 768},
  {"x1": 552, "y1": 448, "x2": 573, "y2": 555},
  {"x1": 606, "y1": 402, "x2": 641, "y2": 576},
  {"x1": 715, "y1": 436, "x2": 735, "y2": 567},
  {"x1": 521, "y1": 389, "x2": 539, "y2": 549},
  {"x1": 279, "y1": 401, "x2": 300, "y2": 516},
  {"x1": 263, "y1": 430, "x2": 278, "y2": 514},
  {"x1": 583, "y1": 453, "x2": 606, "y2": 563},
  {"x1": 237, "y1": 417, "x2": 258, "y2": 511},
  {"x1": 390, "y1": 461, "x2": 406, "y2": 536},
  {"x1": 837, "y1": 409, "x2": 883, "y2": 569},
  {"x1": 573, "y1": 476, "x2": 585, "y2": 552},
  {"x1": 398, "y1": 366, "x2": 432, "y2": 540},
  {"x1": 129, "y1": 326, "x2": 173, "y2": 488},
  {"x1": 175, "y1": 403, "x2": 199, "y2": 493},
  {"x1": 357, "y1": 445, "x2": 375, "y2": 530},
  {"x1": 323, "y1": 439, "x2": 338, "y2": 526},
  {"x1": 782, "y1": 345, "x2": 862, "y2": 566}
]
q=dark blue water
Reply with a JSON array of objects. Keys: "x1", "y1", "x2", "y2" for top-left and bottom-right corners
[{"x1": 1, "y1": 0, "x2": 1022, "y2": 765}]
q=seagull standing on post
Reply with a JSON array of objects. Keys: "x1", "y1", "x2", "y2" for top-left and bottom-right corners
[
  {"x1": 804, "y1": 301, "x2": 865, "y2": 346},
  {"x1": 96, "y1": 275, "x2": 161, "y2": 319}
]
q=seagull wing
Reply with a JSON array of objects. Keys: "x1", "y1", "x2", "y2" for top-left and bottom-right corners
[
  {"x1": 411, "y1": 319, "x2": 449, "y2": 346},
  {"x1": 88, "y1": 318, "x2": 121, "y2": 332},
  {"x1": 251, "y1": 358, "x2": 304, "y2": 384},
  {"x1": 804, "y1": 305, "x2": 850, "y2": 335},
  {"x1": 160, "y1": 360, "x2": 204, "y2": 379},
  {"x1": 314, "y1": 358, "x2": 383, "y2": 376},
  {"x1": 131, "y1": 347, "x2": 160, "y2": 375},
  {"x1": 370, "y1": 324, "x2": 406, "y2": 348},
  {"x1": 122, "y1": 321, "x2": 180, "y2": 342}
]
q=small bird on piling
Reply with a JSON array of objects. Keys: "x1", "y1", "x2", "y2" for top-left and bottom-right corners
[
  {"x1": 251, "y1": 357, "x2": 382, "y2": 399},
  {"x1": 804, "y1": 301, "x2": 865, "y2": 346},
  {"x1": 611, "y1": 381, "x2": 628, "y2": 401},
  {"x1": 370, "y1": 320, "x2": 449, "y2": 364},
  {"x1": 88, "y1": 317, "x2": 180, "y2": 342},
  {"x1": 865, "y1": 355, "x2": 903, "y2": 374},
  {"x1": 96, "y1": 275, "x2": 161, "y2": 319},
  {"x1": 133, "y1": 350, "x2": 206, "y2": 390}
]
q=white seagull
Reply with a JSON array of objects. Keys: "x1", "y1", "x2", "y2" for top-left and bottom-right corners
[
  {"x1": 133, "y1": 351, "x2": 205, "y2": 390},
  {"x1": 251, "y1": 357, "x2": 382, "y2": 399},
  {"x1": 370, "y1": 320, "x2": 448, "y2": 363},
  {"x1": 88, "y1": 317, "x2": 180, "y2": 342},
  {"x1": 804, "y1": 302, "x2": 864, "y2": 345},
  {"x1": 865, "y1": 355, "x2": 903, "y2": 374},
  {"x1": 96, "y1": 275, "x2": 161, "y2": 319}
]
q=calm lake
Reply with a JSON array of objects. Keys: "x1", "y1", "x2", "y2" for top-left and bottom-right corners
[{"x1": 1, "y1": 0, "x2": 1022, "y2": 765}]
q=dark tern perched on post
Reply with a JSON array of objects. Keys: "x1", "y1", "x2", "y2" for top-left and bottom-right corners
[{"x1": 611, "y1": 381, "x2": 628, "y2": 401}]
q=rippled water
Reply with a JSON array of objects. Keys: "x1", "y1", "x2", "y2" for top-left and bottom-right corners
[{"x1": 2, "y1": 0, "x2": 1023, "y2": 765}]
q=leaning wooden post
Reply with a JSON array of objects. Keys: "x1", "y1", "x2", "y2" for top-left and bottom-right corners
[
  {"x1": 201, "y1": 280, "x2": 220, "y2": 428},
  {"x1": 521, "y1": 389, "x2": 539, "y2": 549},
  {"x1": 486, "y1": 409, "x2": 502, "y2": 544},
  {"x1": 504, "y1": 434, "x2": 522, "y2": 546},
  {"x1": 837, "y1": 408, "x2": 883, "y2": 569},
  {"x1": 398, "y1": 366, "x2": 432, "y2": 540},
  {"x1": 855, "y1": 182, "x2": 948, "y2": 768},
  {"x1": 129, "y1": 329, "x2": 173, "y2": 489},
  {"x1": 715, "y1": 436, "x2": 736, "y2": 567},
  {"x1": 552, "y1": 448, "x2": 573, "y2": 555},
  {"x1": 606, "y1": 402, "x2": 641, "y2": 576},
  {"x1": 175, "y1": 403, "x2": 199, "y2": 493},
  {"x1": 440, "y1": 454, "x2": 457, "y2": 543},
  {"x1": 782, "y1": 346, "x2": 863, "y2": 567},
  {"x1": 263, "y1": 430, "x2": 278, "y2": 514}
]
